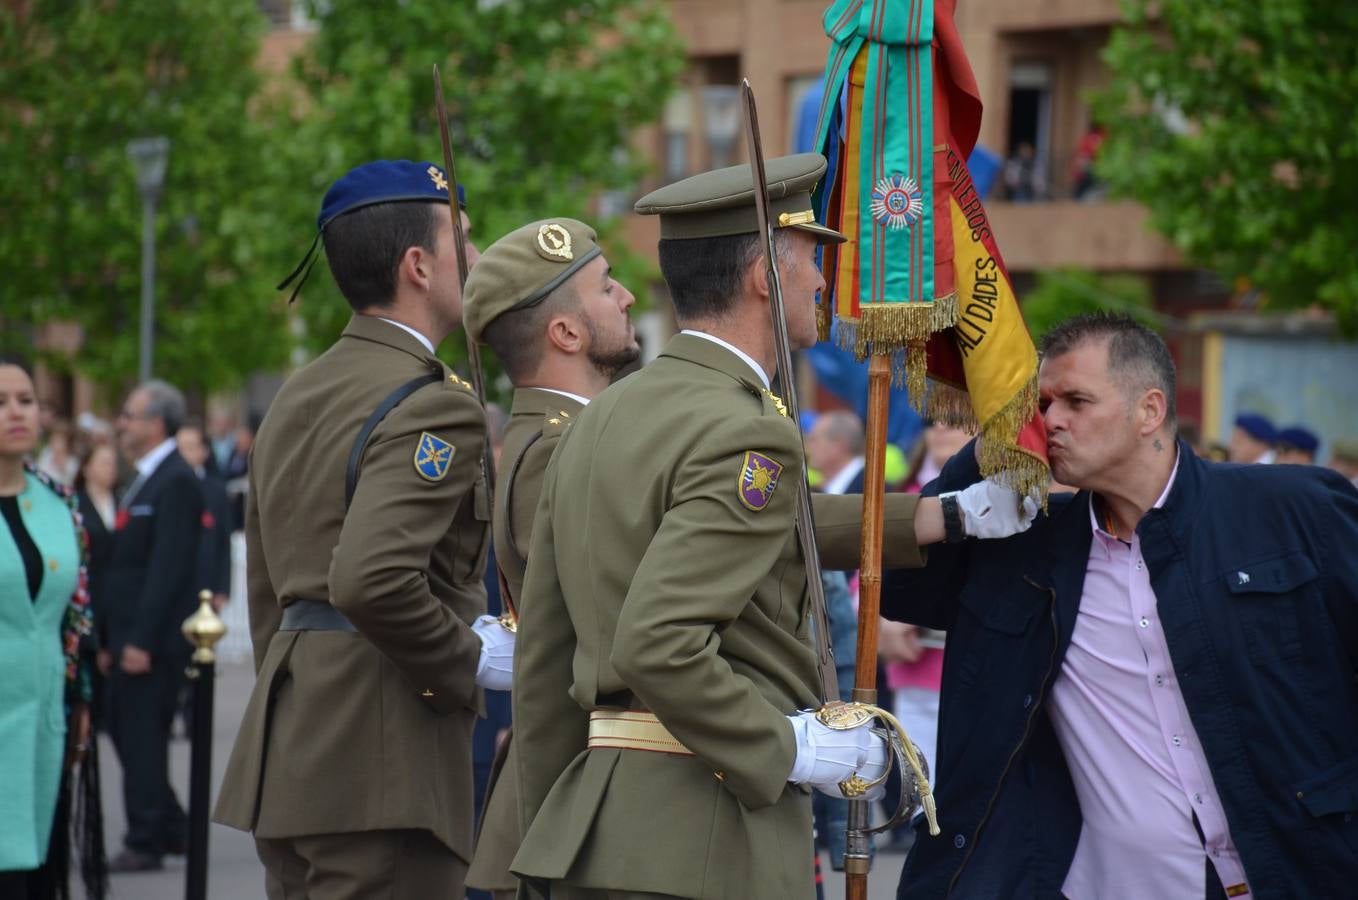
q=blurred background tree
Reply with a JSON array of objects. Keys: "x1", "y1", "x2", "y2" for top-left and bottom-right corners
[
  {"x1": 1020, "y1": 269, "x2": 1159, "y2": 342},
  {"x1": 0, "y1": 0, "x2": 293, "y2": 398},
  {"x1": 274, "y1": 0, "x2": 685, "y2": 396},
  {"x1": 1095, "y1": 0, "x2": 1358, "y2": 333}
]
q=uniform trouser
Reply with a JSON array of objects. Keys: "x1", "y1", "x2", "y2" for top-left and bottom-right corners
[
  {"x1": 255, "y1": 829, "x2": 468, "y2": 900},
  {"x1": 107, "y1": 646, "x2": 189, "y2": 856}
]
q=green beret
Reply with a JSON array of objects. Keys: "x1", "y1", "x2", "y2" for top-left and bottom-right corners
[
  {"x1": 634, "y1": 152, "x2": 846, "y2": 244},
  {"x1": 462, "y1": 218, "x2": 602, "y2": 343}
]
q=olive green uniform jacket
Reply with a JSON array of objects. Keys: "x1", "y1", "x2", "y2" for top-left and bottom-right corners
[
  {"x1": 214, "y1": 315, "x2": 491, "y2": 862},
  {"x1": 468, "y1": 388, "x2": 582, "y2": 891},
  {"x1": 511, "y1": 333, "x2": 924, "y2": 899}
]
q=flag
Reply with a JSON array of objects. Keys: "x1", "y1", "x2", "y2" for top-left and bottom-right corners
[{"x1": 813, "y1": 0, "x2": 1048, "y2": 498}]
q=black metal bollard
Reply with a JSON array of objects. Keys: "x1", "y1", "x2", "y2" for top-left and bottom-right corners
[{"x1": 182, "y1": 590, "x2": 227, "y2": 900}]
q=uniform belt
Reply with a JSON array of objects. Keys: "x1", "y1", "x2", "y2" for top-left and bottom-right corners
[
  {"x1": 280, "y1": 599, "x2": 357, "y2": 632},
  {"x1": 587, "y1": 709, "x2": 693, "y2": 756}
]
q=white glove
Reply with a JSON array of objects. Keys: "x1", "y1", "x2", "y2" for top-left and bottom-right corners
[
  {"x1": 787, "y1": 711, "x2": 876, "y2": 795},
  {"x1": 949, "y1": 480, "x2": 1039, "y2": 540},
  {"x1": 472, "y1": 615, "x2": 515, "y2": 691}
]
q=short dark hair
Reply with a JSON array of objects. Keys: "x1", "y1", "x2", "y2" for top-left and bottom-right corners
[
  {"x1": 0, "y1": 353, "x2": 33, "y2": 377},
  {"x1": 481, "y1": 280, "x2": 581, "y2": 384},
  {"x1": 658, "y1": 231, "x2": 790, "y2": 322},
  {"x1": 1039, "y1": 312, "x2": 1177, "y2": 425},
  {"x1": 321, "y1": 200, "x2": 441, "y2": 311}
]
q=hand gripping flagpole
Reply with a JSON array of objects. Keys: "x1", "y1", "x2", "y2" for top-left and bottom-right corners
[
  {"x1": 740, "y1": 79, "x2": 937, "y2": 900},
  {"x1": 433, "y1": 65, "x2": 516, "y2": 628}
]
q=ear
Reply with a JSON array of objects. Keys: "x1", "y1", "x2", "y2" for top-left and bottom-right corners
[
  {"x1": 746, "y1": 251, "x2": 770, "y2": 302},
  {"x1": 545, "y1": 312, "x2": 585, "y2": 355},
  {"x1": 1139, "y1": 387, "x2": 1169, "y2": 437},
  {"x1": 399, "y1": 245, "x2": 432, "y2": 293}
]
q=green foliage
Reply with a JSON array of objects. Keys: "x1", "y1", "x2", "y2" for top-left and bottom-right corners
[
  {"x1": 1020, "y1": 269, "x2": 1158, "y2": 343},
  {"x1": 277, "y1": 0, "x2": 685, "y2": 397},
  {"x1": 1095, "y1": 0, "x2": 1358, "y2": 333},
  {"x1": 0, "y1": 0, "x2": 293, "y2": 398}
]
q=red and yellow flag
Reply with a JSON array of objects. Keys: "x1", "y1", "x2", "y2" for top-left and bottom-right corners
[{"x1": 816, "y1": 0, "x2": 1048, "y2": 497}]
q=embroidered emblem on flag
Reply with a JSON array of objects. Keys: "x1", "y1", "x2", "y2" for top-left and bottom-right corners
[{"x1": 870, "y1": 173, "x2": 923, "y2": 230}]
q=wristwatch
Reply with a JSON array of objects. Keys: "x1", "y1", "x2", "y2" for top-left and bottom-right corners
[{"x1": 940, "y1": 492, "x2": 966, "y2": 544}]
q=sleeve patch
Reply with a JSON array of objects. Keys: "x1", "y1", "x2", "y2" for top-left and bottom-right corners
[
  {"x1": 414, "y1": 431, "x2": 456, "y2": 482},
  {"x1": 738, "y1": 451, "x2": 784, "y2": 511}
]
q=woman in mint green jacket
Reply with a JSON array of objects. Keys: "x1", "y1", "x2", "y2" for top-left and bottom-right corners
[{"x1": 0, "y1": 357, "x2": 101, "y2": 899}]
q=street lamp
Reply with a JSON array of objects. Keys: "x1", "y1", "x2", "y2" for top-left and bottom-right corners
[
  {"x1": 702, "y1": 85, "x2": 741, "y2": 169},
  {"x1": 126, "y1": 136, "x2": 170, "y2": 383}
]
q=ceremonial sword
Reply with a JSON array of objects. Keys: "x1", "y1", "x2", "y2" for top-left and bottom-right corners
[
  {"x1": 740, "y1": 79, "x2": 939, "y2": 899},
  {"x1": 433, "y1": 65, "x2": 516, "y2": 626},
  {"x1": 738, "y1": 78, "x2": 840, "y2": 707}
]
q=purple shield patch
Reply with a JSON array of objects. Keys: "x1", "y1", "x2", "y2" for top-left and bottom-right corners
[{"x1": 738, "y1": 451, "x2": 784, "y2": 512}]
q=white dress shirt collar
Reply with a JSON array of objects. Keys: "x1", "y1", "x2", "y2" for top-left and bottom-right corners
[
  {"x1": 135, "y1": 437, "x2": 180, "y2": 478},
  {"x1": 535, "y1": 387, "x2": 591, "y2": 407},
  {"x1": 680, "y1": 329, "x2": 771, "y2": 390},
  {"x1": 377, "y1": 317, "x2": 436, "y2": 355},
  {"x1": 823, "y1": 456, "x2": 866, "y2": 496}
]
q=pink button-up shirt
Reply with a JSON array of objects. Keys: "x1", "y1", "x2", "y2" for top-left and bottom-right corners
[{"x1": 1047, "y1": 452, "x2": 1251, "y2": 899}]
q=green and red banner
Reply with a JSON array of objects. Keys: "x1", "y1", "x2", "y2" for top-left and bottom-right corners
[{"x1": 814, "y1": 0, "x2": 1048, "y2": 497}]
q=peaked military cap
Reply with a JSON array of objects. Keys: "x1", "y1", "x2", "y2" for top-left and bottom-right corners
[
  {"x1": 278, "y1": 160, "x2": 467, "y2": 303},
  {"x1": 462, "y1": 218, "x2": 602, "y2": 343},
  {"x1": 634, "y1": 152, "x2": 846, "y2": 244}
]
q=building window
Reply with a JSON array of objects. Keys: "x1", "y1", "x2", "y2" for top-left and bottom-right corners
[
  {"x1": 663, "y1": 88, "x2": 693, "y2": 182},
  {"x1": 1004, "y1": 61, "x2": 1052, "y2": 202}
]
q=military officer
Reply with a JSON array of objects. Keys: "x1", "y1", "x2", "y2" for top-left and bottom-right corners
[
  {"x1": 213, "y1": 160, "x2": 515, "y2": 899},
  {"x1": 460, "y1": 218, "x2": 641, "y2": 898},
  {"x1": 510, "y1": 154, "x2": 1037, "y2": 899}
]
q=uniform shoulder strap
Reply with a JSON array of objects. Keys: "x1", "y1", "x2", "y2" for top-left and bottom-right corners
[
  {"x1": 345, "y1": 371, "x2": 443, "y2": 510},
  {"x1": 497, "y1": 428, "x2": 545, "y2": 573}
]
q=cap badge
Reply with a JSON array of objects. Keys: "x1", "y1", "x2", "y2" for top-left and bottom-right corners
[
  {"x1": 870, "y1": 173, "x2": 923, "y2": 230},
  {"x1": 738, "y1": 451, "x2": 784, "y2": 512},
  {"x1": 427, "y1": 166, "x2": 448, "y2": 192},
  {"x1": 536, "y1": 223, "x2": 574, "y2": 261}
]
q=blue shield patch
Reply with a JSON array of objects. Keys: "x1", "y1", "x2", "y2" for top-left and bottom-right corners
[{"x1": 414, "y1": 432, "x2": 455, "y2": 482}]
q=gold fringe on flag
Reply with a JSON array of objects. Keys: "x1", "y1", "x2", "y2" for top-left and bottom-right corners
[{"x1": 974, "y1": 375, "x2": 1048, "y2": 505}]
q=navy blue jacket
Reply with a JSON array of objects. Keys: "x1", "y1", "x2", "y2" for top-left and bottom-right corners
[{"x1": 883, "y1": 440, "x2": 1358, "y2": 898}]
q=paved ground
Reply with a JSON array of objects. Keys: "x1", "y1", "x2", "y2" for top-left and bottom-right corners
[{"x1": 85, "y1": 660, "x2": 907, "y2": 899}]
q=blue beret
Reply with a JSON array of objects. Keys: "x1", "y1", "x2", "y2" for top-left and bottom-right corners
[
  {"x1": 1234, "y1": 413, "x2": 1277, "y2": 444},
  {"x1": 1278, "y1": 426, "x2": 1319, "y2": 454},
  {"x1": 279, "y1": 159, "x2": 467, "y2": 302},
  {"x1": 318, "y1": 159, "x2": 465, "y2": 230}
]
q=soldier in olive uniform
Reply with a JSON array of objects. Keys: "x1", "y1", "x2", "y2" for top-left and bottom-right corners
[
  {"x1": 214, "y1": 161, "x2": 516, "y2": 900},
  {"x1": 462, "y1": 219, "x2": 641, "y2": 899},
  {"x1": 511, "y1": 154, "x2": 1037, "y2": 899}
]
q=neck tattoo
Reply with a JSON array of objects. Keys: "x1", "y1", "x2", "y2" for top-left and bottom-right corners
[{"x1": 1153, "y1": 438, "x2": 1164, "y2": 452}]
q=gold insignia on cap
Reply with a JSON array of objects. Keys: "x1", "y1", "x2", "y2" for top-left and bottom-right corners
[
  {"x1": 427, "y1": 166, "x2": 448, "y2": 192},
  {"x1": 777, "y1": 210, "x2": 816, "y2": 228},
  {"x1": 536, "y1": 223, "x2": 574, "y2": 261}
]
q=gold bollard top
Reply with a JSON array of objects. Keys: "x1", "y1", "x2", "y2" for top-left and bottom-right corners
[{"x1": 182, "y1": 589, "x2": 228, "y2": 665}]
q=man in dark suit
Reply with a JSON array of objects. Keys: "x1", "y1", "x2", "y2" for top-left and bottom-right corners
[
  {"x1": 106, "y1": 379, "x2": 204, "y2": 872},
  {"x1": 807, "y1": 409, "x2": 866, "y2": 496}
]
